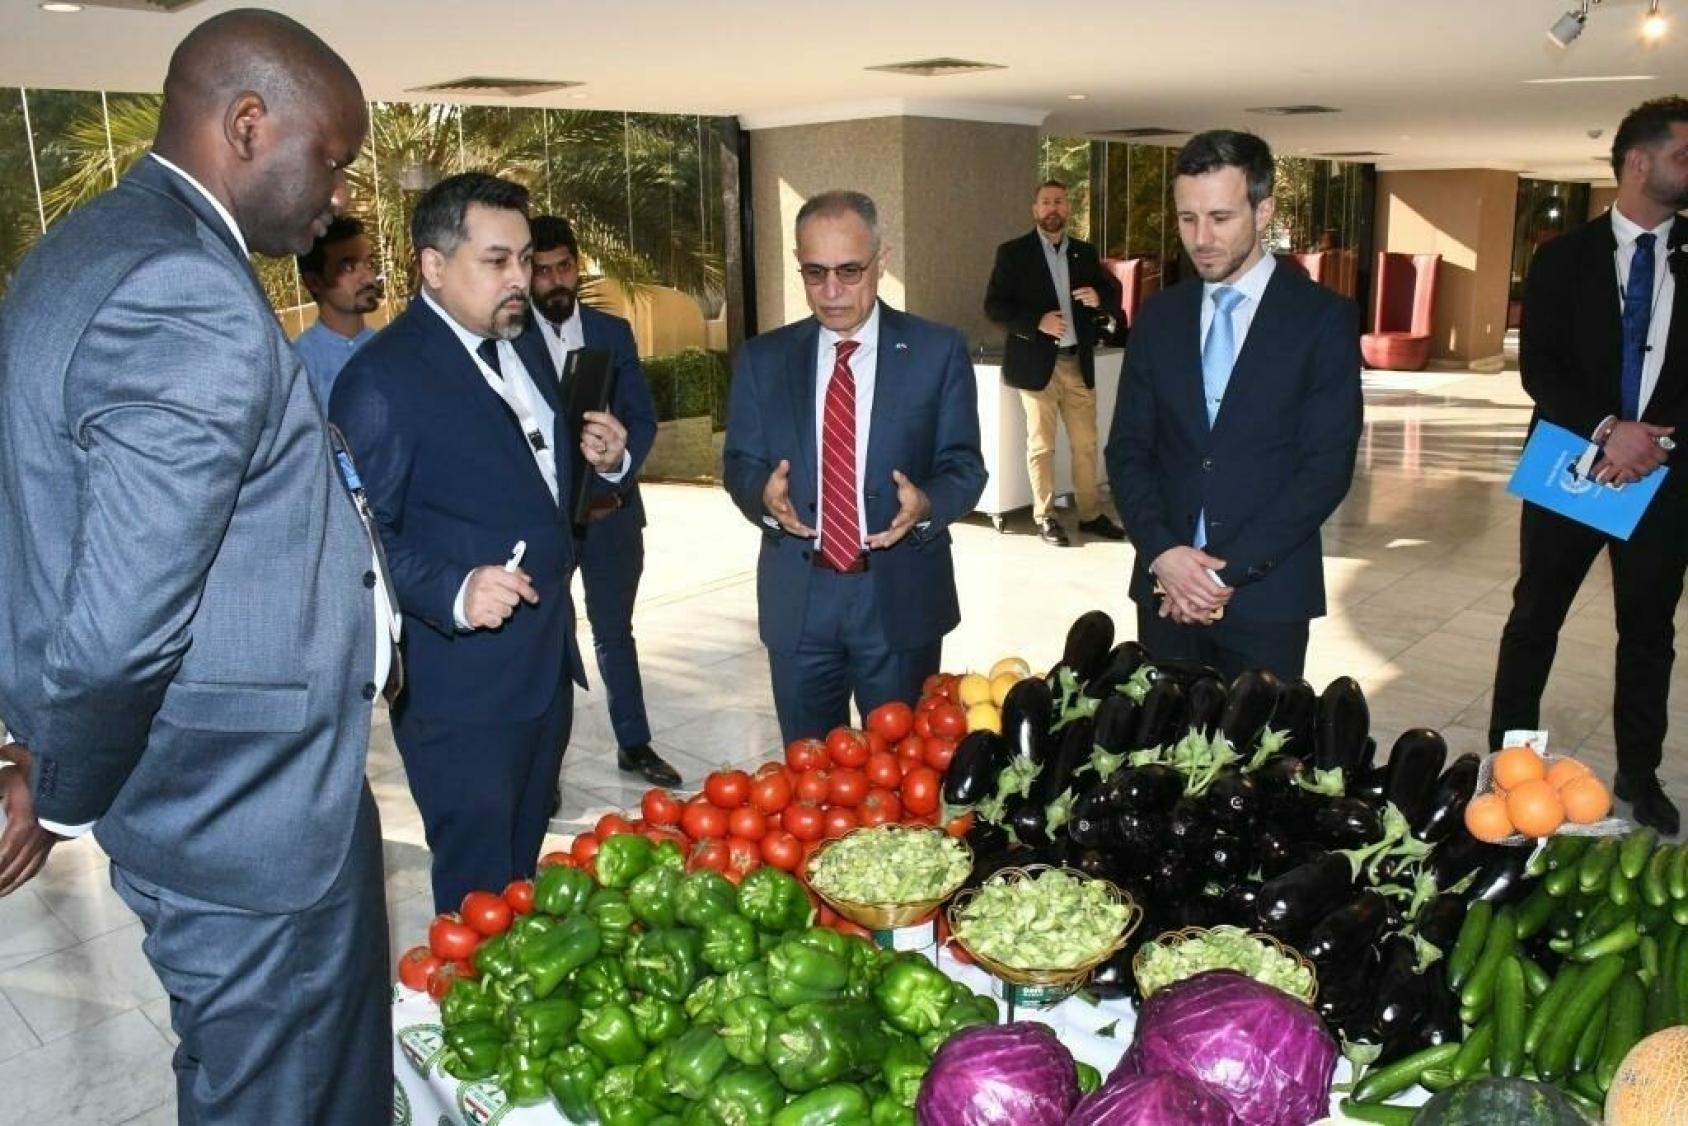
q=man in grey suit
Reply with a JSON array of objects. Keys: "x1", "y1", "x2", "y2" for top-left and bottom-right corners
[{"x1": 0, "y1": 11, "x2": 393, "y2": 1124}]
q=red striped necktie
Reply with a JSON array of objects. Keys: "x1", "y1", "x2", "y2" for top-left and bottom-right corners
[{"x1": 820, "y1": 339, "x2": 862, "y2": 571}]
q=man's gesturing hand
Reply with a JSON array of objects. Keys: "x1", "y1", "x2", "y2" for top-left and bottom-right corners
[
  {"x1": 464, "y1": 566, "x2": 540, "y2": 630},
  {"x1": 1151, "y1": 546, "x2": 1233, "y2": 625},
  {"x1": 762, "y1": 459, "x2": 815, "y2": 538},
  {"x1": 1594, "y1": 421, "x2": 1674, "y2": 485},
  {"x1": 866, "y1": 470, "x2": 932, "y2": 550},
  {"x1": 0, "y1": 744, "x2": 60, "y2": 897}
]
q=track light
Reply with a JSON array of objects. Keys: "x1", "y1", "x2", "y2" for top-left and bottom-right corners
[
  {"x1": 1642, "y1": 0, "x2": 1668, "y2": 40},
  {"x1": 1549, "y1": 2, "x2": 1590, "y2": 47}
]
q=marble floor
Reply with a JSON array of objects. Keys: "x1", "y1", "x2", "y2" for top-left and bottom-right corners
[{"x1": 4, "y1": 365, "x2": 1687, "y2": 1123}]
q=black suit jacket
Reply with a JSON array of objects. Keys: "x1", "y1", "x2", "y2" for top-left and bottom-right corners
[
  {"x1": 1520, "y1": 210, "x2": 1688, "y2": 506},
  {"x1": 984, "y1": 230, "x2": 1125, "y2": 390},
  {"x1": 1105, "y1": 263, "x2": 1362, "y2": 623}
]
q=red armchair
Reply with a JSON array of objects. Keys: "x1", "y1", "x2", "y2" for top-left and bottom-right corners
[
  {"x1": 1361, "y1": 252, "x2": 1441, "y2": 371},
  {"x1": 1102, "y1": 257, "x2": 1160, "y2": 329},
  {"x1": 1274, "y1": 251, "x2": 1327, "y2": 285}
]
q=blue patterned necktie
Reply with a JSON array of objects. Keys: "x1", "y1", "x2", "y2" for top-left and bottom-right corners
[
  {"x1": 1195, "y1": 285, "x2": 1246, "y2": 547},
  {"x1": 1620, "y1": 232, "x2": 1655, "y2": 420}
]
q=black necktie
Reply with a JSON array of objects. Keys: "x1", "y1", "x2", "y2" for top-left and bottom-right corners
[{"x1": 477, "y1": 338, "x2": 502, "y2": 379}]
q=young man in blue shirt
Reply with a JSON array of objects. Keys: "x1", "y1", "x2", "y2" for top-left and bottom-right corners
[{"x1": 294, "y1": 216, "x2": 381, "y2": 407}]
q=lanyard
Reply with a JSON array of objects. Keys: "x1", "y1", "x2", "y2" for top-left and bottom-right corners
[{"x1": 471, "y1": 342, "x2": 559, "y2": 495}]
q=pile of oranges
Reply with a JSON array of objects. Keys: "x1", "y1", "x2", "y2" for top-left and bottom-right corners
[{"x1": 1465, "y1": 746, "x2": 1613, "y2": 842}]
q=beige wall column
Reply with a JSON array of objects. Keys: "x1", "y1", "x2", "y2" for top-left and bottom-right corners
[
  {"x1": 1374, "y1": 168, "x2": 1518, "y2": 370},
  {"x1": 1588, "y1": 185, "x2": 1618, "y2": 220},
  {"x1": 746, "y1": 109, "x2": 1041, "y2": 346}
]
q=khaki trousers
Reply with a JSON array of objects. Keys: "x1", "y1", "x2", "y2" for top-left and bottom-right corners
[{"x1": 1018, "y1": 353, "x2": 1101, "y2": 522}]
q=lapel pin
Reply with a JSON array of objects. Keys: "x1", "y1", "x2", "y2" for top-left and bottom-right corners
[{"x1": 894, "y1": 342, "x2": 909, "y2": 351}]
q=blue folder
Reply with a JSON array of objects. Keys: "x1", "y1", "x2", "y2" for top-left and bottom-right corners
[{"x1": 1506, "y1": 420, "x2": 1667, "y2": 540}]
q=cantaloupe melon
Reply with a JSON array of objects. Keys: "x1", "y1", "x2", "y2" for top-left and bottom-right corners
[{"x1": 1606, "y1": 1027, "x2": 1688, "y2": 1125}]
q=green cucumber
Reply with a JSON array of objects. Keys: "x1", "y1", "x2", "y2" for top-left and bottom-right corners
[
  {"x1": 1546, "y1": 834, "x2": 1592, "y2": 870},
  {"x1": 1451, "y1": 1018, "x2": 1496, "y2": 1081},
  {"x1": 1460, "y1": 908, "x2": 1518, "y2": 1015},
  {"x1": 1672, "y1": 840, "x2": 1688, "y2": 899},
  {"x1": 1609, "y1": 868, "x2": 1636, "y2": 908},
  {"x1": 1447, "y1": 899, "x2": 1493, "y2": 991},
  {"x1": 1568, "y1": 1066, "x2": 1606, "y2": 1104},
  {"x1": 1493, "y1": 957, "x2": 1528, "y2": 1077},
  {"x1": 1620, "y1": 827, "x2": 1659, "y2": 879},
  {"x1": 1577, "y1": 900, "x2": 1625, "y2": 945},
  {"x1": 1418, "y1": 1066, "x2": 1459, "y2": 1092},
  {"x1": 1572, "y1": 918, "x2": 1641, "y2": 963},
  {"x1": 1524, "y1": 963, "x2": 1584, "y2": 1056},
  {"x1": 1535, "y1": 952, "x2": 1626, "y2": 1082},
  {"x1": 1645, "y1": 968, "x2": 1677, "y2": 1033},
  {"x1": 1571, "y1": 993, "x2": 1609, "y2": 1074},
  {"x1": 1337, "y1": 1099, "x2": 1418, "y2": 1125},
  {"x1": 1515, "y1": 886, "x2": 1557, "y2": 940},
  {"x1": 1517, "y1": 955, "x2": 1552, "y2": 998},
  {"x1": 1598, "y1": 974, "x2": 1647, "y2": 1091},
  {"x1": 1544, "y1": 862, "x2": 1580, "y2": 898},
  {"x1": 1672, "y1": 898, "x2": 1688, "y2": 927},
  {"x1": 1351, "y1": 1042, "x2": 1461, "y2": 1104},
  {"x1": 1578, "y1": 838, "x2": 1621, "y2": 893},
  {"x1": 1643, "y1": 843, "x2": 1675, "y2": 906},
  {"x1": 1641, "y1": 934, "x2": 1662, "y2": 980}
]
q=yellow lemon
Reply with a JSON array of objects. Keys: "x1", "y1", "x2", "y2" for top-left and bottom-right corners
[
  {"x1": 957, "y1": 673, "x2": 993, "y2": 708},
  {"x1": 990, "y1": 656, "x2": 1032, "y2": 680},
  {"x1": 990, "y1": 671, "x2": 1021, "y2": 707},
  {"x1": 967, "y1": 703, "x2": 1002, "y2": 733}
]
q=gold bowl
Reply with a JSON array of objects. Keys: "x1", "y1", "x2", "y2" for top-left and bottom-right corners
[
  {"x1": 804, "y1": 823, "x2": 973, "y2": 930},
  {"x1": 1132, "y1": 925, "x2": 1319, "y2": 1004},
  {"x1": 946, "y1": 864, "x2": 1142, "y2": 987}
]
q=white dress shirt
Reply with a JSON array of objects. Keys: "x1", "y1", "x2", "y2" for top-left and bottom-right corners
[
  {"x1": 814, "y1": 304, "x2": 881, "y2": 547},
  {"x1": 1200, "y1": 251, "x2": 1277, "y2": 375},
  {"x1": 1040, "y1": 234, "x2": 1079, "y2": 347},
  {"x1": 1611, "y1": 205, "x2": 1676, "y2": 420},
  {"x1": 533, "y1": 301, "x2": 586, "y2": 377}
]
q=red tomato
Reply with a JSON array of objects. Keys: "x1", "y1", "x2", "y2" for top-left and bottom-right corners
[
  {"x1": 928, "y1": 704, "x2": 968, "y2": 740},
  {"x1": 945, "y1": 811, "x2": 975, "y2": 838},
  {"x1": 461, "y1": 890, "x2": 513, "y2": 937},
  {"x1": 916, "y1": 694, "x2": 945, "y2": 713},
  {"x1": 936, "y1": 676, "x2": 962, "y2": 704},
  {"x1": 595, "y1": 812, "x2": 635, "y2": 838},
  {"x1": 827, "y1": 768, "x2": 867, "y2": 808},
  {"x1": 785, "y1": 737, "x2": 829, "y2": 773},
  {"x1": 642, "y1": 788, "x2": 682, "y2": 827},
  {"x1": 895, "y1": 735, "x2": 926, "y2": 772},
  {"x1": 682, "y1": 800, "x2": 729, "y2": 841},
  {"x1": 865, "y1": 730, "x2": 891, "y2": 760},
  {"x1": 761, "y1": 829, "x2": 803, "y2": 871},
  {"x1": 427, "y1": 913, "x2": 481, "y2": 962},
  {"x1": 833, "y1": 918, "x2": 872, "y2": 939},
  {"x1": 794, "y1": 768, "x2": 831, "y2": 805},
  {"x1": 784, "y1": 801, "x2": 825, "y2": 842},
  {"x1": 922, "y1": 735, "x2": 958, "y2": 773},
  {"x1": 859, "y1": 788, "x2": 903, "y2": 827},
  {"x1": 570, "y1": 833, "x2": 601, "y2": 866},
  {"x1": 427, "y1": 958, "x2": 475, "y2": 1002},
  {"x1": 920, "y1": 673, "x2": 955, "y2": 698},
  {"x1": 538, "y1": 850, "x2": 576, "y2": 869},
  {"x1": 728, "y1": 805, "x2": 768, "y2": 841},
  {"x1": 502, "y1": 879, "x2": 535, "y2": 916},
  {"x1": 726, "y1": 836, "x2": 762, "y2": 881},
  {"x1": 866, "y1": 701, "x2": 915, "y2": 742},
  {"x1": 900, "y1": 766, "x2": 941, "y2": 816},
  {"x1": 864, "y1": 751, "x2": 902, "y2": 790},
  {"x1": 705, "y1": 770, "x2": 751, "y2": 809},
  {"x1": 397, "y1": 945, "x2": 442, "y2": 992},
  {"x1": 749, "y1": 769, "x2": 792, "y2": 814},
  {"x1": 825, "y1": 727, "x2": 870, "y2": 768},
  {"x1": 766, "y1": 811, "x2": 783, "y2": 830},
  {"x1": 937, "y1": 913, "x2": 975, "y2": 965},
  {"x1": 913, "y1": 711, "x2": 934, "y2": 740},
  {"x1": 817, "y1": 901, "x2": 839, "y2": 926},
  {"x1": 822, "y1": 805, "x2": 859, "y2": 839}
]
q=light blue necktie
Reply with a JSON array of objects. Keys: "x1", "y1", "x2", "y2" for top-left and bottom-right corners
[{"x1": 1195, "y1": 286, "x2": 1246, "y2": 547}]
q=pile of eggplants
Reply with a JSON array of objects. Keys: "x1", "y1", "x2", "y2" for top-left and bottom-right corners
[{"x1": 943, "y1": 610, "x2": 1526, "y2": 1061}]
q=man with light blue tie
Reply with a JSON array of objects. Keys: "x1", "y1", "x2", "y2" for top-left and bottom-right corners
[{"x1": 1106, "y1": 130, "x2": 1362, "y2": 681}]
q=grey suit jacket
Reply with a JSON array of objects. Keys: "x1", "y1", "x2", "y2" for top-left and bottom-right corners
[{"x1": 0, "y1": 156, "x2": 378, "y2": 913}]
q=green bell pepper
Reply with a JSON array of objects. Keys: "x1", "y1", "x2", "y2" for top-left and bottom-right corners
[
  {"x1": 917, "y1": 993, "x2": 998, "y2": 1055},
  {"x1": 472, "y1": 932, "x2": 522, "y2": 981},
  {"x1": 720, "y1": 995, "x2": 779, "y2": 1065},
  {"x1": 766, "y1": 999, "x2": 887, "y2": 1092},
  {"x1": 596, "y1": 832, "x2": 655, "y2": 888},
  {"x1": 508, "y1": 911, "x2": 557, "y2": 951},
  {"x1": 637, "y1": 1041, "x2": 688, "y2": 1113},
  {"x1": 737, "y1": 867, "x2": 813, "y2": 932},
  {"x1": 653, "y1": 1118, "x2": 687, "y2": 1126},
  {"x1": 717, "y1": 961, "x2": 771, "y2": 1005},
  {"x1": 870, "y1": 1094, "x2": 915, "y2": 1126},
  {"x1": 484, "y1": 975, "x2": 535, "y2": 1010},
  {"x1": 440, "y1": 1020, "x2": 504, "y2": 1081},
  {"x1": 872, "y1": 955, "x2": 952, "y2": 1036},
  {"x1": 664, "y1": 1024, "x2": 733, "y2": 1101},
  {"x1": 534, "y1": 863, "x2": 595, "y2": 918},
  {"x1": 790, "y1": 927, "x2": 853, "y2": 960},
  {"x1": 587, "y1": 887, "x2": 638, "y2": 955},
  {"x1": 772, "y1": 1083, "x2": 872, "y2": 1126},
  {"x1": 686, "y1": 974, "x2": 725, "y2": 1026},
  {"x1": 507, "y1": 996, "x2": 582, "y2": 1056},
  {"x1": 759, "y1": 930, "x2": 786, "y2": 957},
  {"x1": 880, "y1": 1036, "x2": 928, "y2": 1108},
  {"x1": 701, "y1": 1064, "x2": 788, "y2": 1126},
  {"x1": 440, "y1": 977, "x2": 496, "y2": 1027},
  {"x1": 496, "y1": 1042, "x2": 550, "y2": 1107},
  {"x1": 678, "y1": 870, "x2": 741, "y2": 928},
  {"x1": 519, "y1": 914, "x2": 603, "y2": 998},
  {"x1": 578, "y1": 1002, "x2": 648, "y2": 1066},
  {"x1": 631, "y1": 994, "x2": 687, "y2": 1046},
  {"x1": 573, "y1": 954, "x2": 632, "y2": 1009},
  {"x1": 592, "y1": 1063, "x2": 662, "y2": 1126},
  {"x1": 630, "y1": 864, "x2": 683, "y2": 929},
  {"x1": 626, "y1": 927, "x2": 704, "y2": 1001},
  {"x1": 768, "y1": 939, "x2": 850, "y2": 1008},
  {"x1": 544, "y1": 1042, "x2": 605, "y2": 1122},
  {"x1": 703, "y1": 913, "x2": 760, "y2": 973},
  {"x1": 1075, "y1": 1060, "x2": 1101, "y2": 1094},
  {"x1": 653, "y1": 838, "x2": 686, "y2": 871}
]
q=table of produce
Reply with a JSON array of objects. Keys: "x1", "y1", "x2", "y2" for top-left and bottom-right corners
[{"x1": 389, "y1": 610, "x2": 1688, "y2": 1126}]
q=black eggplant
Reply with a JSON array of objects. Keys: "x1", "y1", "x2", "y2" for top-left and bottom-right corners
[
  {"x1": 1219, "y1": 668, "x2": 1282, "y2": 752},
  {"x1": 1067, "y1": 809, "x2": 1111, "y2": 849},
  {"x1": 1303, "y1": 890, "x2": 1389, "y2": 963},
  {"x1": 1148, "y1": 852, "x2": 1194, "y2": 897},
  {"x1": 1203, "y1": 766, "x2": 1258, "y2": 831},
  {"x1": 964, "y1": 816, "x2": 1010, "y2": 858},
  {"x1": 1003, "y1": 793, "x2": 1051, "y2": 848},
  {"x1": 1108, "y1": 811, "x2": 1164, "y2": 854},
  {"x1": 1418, "y1": 753, "x2": 1480, "y2": 844},
  {"x1": 1060, "y1": 610, "x2": 1116, "y2": 684},
  {"x1": 1195, "y1": 832, "x2": 1253, "y2": 881},
  {"x1": 1130, "y1": 679, "x2": 1188, "y2": 750},
  {"x1": 1114, "y1": 764, "x2": 1185, "y2": 814},
  {"x1": 1312, "y1": 797, "x2": 1384, "y2": 847},
  {"x1": 1274, "y1": 677, "x2": 1318, "y2": 755},
  {"x1": 1414, "y1": 892, "x2": 1467, "y2": 951},
  {"x1": 1149, "y1": 659, "x2": 1224, "y2": 688},
  {"x1": 959, "y1": 843, "x2": 1023, "y2": 893},
  {"x1": 1372, "y1": 937, "x2": 1434, "y2": 1063},
  {"x1": 1166, "y1": 796, "x2": 1216, "y2": 854},
  {"x1": 1357, "y1": 735, "x2": 1380, "y2": 775},
  {"x1": 1315, "y1": 971, "x2": 1377, "y2": 1039},
  {"x1": 1251, "y1": 756, "x2": 1312, "y2": 822},
  {"x1": 1000, "y1": 678, "x2": 1056, "y2": 766},
  {"x1": 1186, "y1": 675, "x2": 1228, "y2": 734},
  {"x1": 1385, "y1": 728, "x2": 1449, "y2": 831},
  {"x1": 1071, "y1": 778, "x2": 1121, "y2": 825},
  {"x1": 1256, "y1": 852, "x2": 1354, "y2": 940},
  {"x1": 1348, "y1": 764, "x2": 1389, "y2": 805},
  {"x1": 1253, "y1": 828, "x2": 1300, "y2": 877},
  {"x1": 1066, "y1": 846, "x2": 1116, "y2": 883},
  {"x1": 1092, "y1": 693, "x2": 1139, "y2": 756},
  {"x1": 1465, "y1": 844, "x2": 1535, "y2": 906},
  {"x1": 1433, "y1": 825, "x2": 1507, "y2": 888},
  {"x1": 942, "y1": 730, "x2": 1010, "y2": 807},
  {"x1": 1034, "y1": 716, "x2": 1096, "y2": 806},
  {"x1": 1220, "y1": 881, "x2": 1262, "y2": 925},
  {"x1": 1313, "y1": 676, "x2": 1370, "y2": 775},
  {"x1": 1083, "y1": 640, "x2": 1151, "y2": 699},
  {"x1": 1086, "y1": 945, "x2": 1136, "y2": 1000},
  {"x1": 1415, "y1": 966, "x2": 1464, "y2": 1050}
]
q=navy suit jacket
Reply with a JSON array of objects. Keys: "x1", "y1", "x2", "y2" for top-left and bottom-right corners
[
  {"x1": 1105, "y1": 265, "x2": 1362, "y2": 623},
  {"x1": 331, "y1": 296, "x2": 588, "y2": 724},
  {"x1": 722, "y1": 303, "x2": 986, "y2": 652}
]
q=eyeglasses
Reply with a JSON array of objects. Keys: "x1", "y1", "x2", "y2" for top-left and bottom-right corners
[{"x1": 798, "y1": 257, "x2": 876, "y2": 287}]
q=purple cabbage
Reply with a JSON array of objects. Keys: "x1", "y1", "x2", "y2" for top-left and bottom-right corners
[
  {"x1": 1066, "y1": 1071, "x2": 1242, "y2": 1126},
  {"x1": 915, "y1": 1022, "x2": 1078, "y2": 1126},
  {"x1": 1115, "y1": 970, "x2": 1337, "y2": 1126}
]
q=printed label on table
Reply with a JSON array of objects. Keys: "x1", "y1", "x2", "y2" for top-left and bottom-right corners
[
  {"x1": 398, "y1": 1023, "x2": 447, "y2": 1077},
  {"x1": 457, "y1": 1078, "x2": 511, "y2": 1126},
  {"x1": 393, "y1": 1080, "x2": 412, "y2": 1126},
  {"x1": 872, "y1": 922, "x2": 937, "y2": 953}
]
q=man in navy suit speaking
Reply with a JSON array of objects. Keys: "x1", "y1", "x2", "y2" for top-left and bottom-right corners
[{"x1": 724, "y1": 191, "x2": 986, "y2": 742}]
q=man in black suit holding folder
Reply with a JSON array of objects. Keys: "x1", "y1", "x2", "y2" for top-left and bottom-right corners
[{"x1": 1489, "y1": 97, "x2": 1688, "y2": 835}]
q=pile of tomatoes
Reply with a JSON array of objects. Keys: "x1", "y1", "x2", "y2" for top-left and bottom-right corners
[{"x1": 399, "y1": 882, "x2": 540, "y2": 1000}]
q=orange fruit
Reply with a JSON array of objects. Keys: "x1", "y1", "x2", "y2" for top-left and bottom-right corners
[
  {"x1": 1547, "y1": 758, "x2": 1594, "y2": 790},
  {"x1": 1507, "y1": 779, "x2": 1565, "y2": 838},
  {"x1": 1465, "y1": 792, "x2": 1514, "y2": 843},
  {"x1": 1561, "y1": 775, "x2": 1612, "y2": 824},
  {"x1": 1492, "y1": 746, "x2": 1547, "y2": 792}
]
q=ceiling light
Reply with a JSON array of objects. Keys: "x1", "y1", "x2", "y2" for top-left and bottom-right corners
[
  {"x1": 39, "y1": 2, "x2": 83, "y2": 11},
  {"x1": 1643, "y1": 0, "x2": 1668, "y2": 39},
  {"x1": 1549, "y1": 2, "x2": 1589, "y2": 47},
  {"x1": 1524, "y1": 74, "x2": 1657, "y2": 83},
  {"x1": 1066, "y1": 93, "x2": 1086, "y2": 101}
]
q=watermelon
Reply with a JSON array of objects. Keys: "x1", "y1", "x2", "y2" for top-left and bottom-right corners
[{"x1": 1412, "y1": 1078, "x2": 1595, "y2": 1125}]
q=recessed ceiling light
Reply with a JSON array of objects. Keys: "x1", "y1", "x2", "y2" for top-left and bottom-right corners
[
  {"x1": 1523, "y1": 74, "x2": 1657, "y2": 84},
  {"x1": 569, "y1": 92, "x2": 589, "y2": 100},
  {"x1": 39, "y1": 2, "x2": 83, "y2": 11},
  {"x1": 1066, "y1": 93, "x2": 1086, "y2": 101}
]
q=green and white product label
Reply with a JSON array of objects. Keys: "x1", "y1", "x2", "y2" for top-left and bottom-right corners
[
  {"x1": 456, "y1": 1078, "x2": 510, "y2": 1126},
  {"x1": 392, "y1": 1080, "x2": 411, "y2": 1126},
  {"x1": 990, "y1": 975, "x2": 1071, "y2": 1009},
  {"x1": 397, "y1": 1023, "x2": 447, "y2": 1077},
  {"x1": 872, "y1": 921, "x2": 937, "y2": 953}
]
